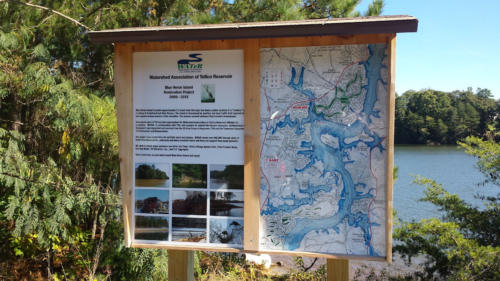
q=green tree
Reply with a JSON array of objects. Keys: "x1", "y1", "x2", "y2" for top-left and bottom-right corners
[
  {"x1": 395, "y1": 88, "x2": 498, "y2": 145},
  {"x1": 393, "y1": 129, "x2": 500, "y2": 280}
]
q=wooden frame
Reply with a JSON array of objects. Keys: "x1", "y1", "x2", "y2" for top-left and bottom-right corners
[{"x1": 114, "y1": 34, "x2": 396, "y2": 262}]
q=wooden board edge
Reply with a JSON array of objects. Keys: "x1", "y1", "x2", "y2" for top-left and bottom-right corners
[
  {"x1": 131, "y1": 243, "x2": 386, "y2": 262},
  {"x1": 259, "y1": 249, "x2": 387, "y2": 262},
  {"x1": 114, "y1": 43, "x2": 134, "y2": 247},
  {"x1": 132, "y1": 243, "x2": 244, "y2": 253},
  {"x1": 259, "y1": 33, "x2": 392, "y2": 48},
  {"x1": 126, "y1": 34, "x2": 392, "y2": 52},
  {"x1": 243, "y1": 39, "x2": 261, "y2": 252},
  {"x1": 385, "y1": 34, "x2": 396, "y2": 263}
]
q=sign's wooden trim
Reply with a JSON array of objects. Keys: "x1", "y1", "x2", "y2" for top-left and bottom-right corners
[
  {"x1": 127, "y1": 34, "x2": 393, "y2": 52},
  {"x1": 386, "y1": 34, "x2": 397, "y2": 263},
  {"x1": 243, "y1": 39, "x2": 261, "y2": 251},
  {"x1": 114, "y1": 43, "x2": 134, "y2": 247},
  {"x1": 131, "y1": 243, "x2": 387, "y2": 262},
  {"x1": 132, "y1": 243, "x2": 244, "y2": 253},
  {"x1": 259, "y1": 33, "x2": 391, "y2": 48}
]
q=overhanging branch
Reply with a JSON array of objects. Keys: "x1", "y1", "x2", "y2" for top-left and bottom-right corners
[{"x1": 1, "y1": 0, "x2": 92, "y2": 31}]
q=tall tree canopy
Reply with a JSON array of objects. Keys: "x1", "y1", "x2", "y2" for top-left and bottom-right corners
[
  {"x1": 395, "y1": 88, "x2": 498, "y2": 145},
  {"x1": 0, "y1": 0, "x2": 384, "y2": 279}
]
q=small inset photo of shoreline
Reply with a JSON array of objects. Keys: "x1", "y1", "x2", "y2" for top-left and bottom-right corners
[
  {"x1": 135, "y1": 163, "x2": 169, "y2": 188},
  {"x1": 173, "y1": 164, "x2": 207, "y2": 188},
  {"x1": 210, "y1": 165, "x2": 243, "y2": 190},
  {"x1": 201, "y1": 84, "x2": 215, "y2": 103},
  {"x1": 210, "y1": 191, "x2": 243, "y2": 217},
  {"x1": 134, "y1": 216, "x2": 169, "y2": 241}
]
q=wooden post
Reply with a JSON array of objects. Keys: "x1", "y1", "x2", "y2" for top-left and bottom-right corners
[
  {"x1": 168, "y1": 250, "x2": 194, "y2": 281},
  {"x1": 327, "y1": 259, "x2": 349, "y2": 281}
]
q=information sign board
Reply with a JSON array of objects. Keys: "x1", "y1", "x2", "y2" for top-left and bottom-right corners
[
  {"x1": 88, "y1": 15, "x2": 418, "y2": 261},
  {"x1": 132, "y1": 50, "x2": 245, "y2": 247}
]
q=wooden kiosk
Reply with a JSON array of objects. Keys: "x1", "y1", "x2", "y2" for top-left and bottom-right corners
[{"x1": 89, "y1": 15, "x2": 418, "y2": 281}]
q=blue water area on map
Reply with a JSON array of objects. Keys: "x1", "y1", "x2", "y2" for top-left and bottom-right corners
[{"x1": 262, "y1": 44, "x2": 387, "y2": 256}]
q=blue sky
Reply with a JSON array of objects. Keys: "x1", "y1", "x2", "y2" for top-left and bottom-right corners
[
  {"x1": 359, "y1": 0, "x2": 500, "y2": 99},
  {"x1": 136, "y1": 189, "x2": 169, "y2": 201}
]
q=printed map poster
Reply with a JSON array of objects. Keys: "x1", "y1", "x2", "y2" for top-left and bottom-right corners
[
  {"x1": 132, "y1": 50, "x2": 244, "y2": 247},
  {"x1": 260, "y1": 44, "x2": 389, "y2": 257}
]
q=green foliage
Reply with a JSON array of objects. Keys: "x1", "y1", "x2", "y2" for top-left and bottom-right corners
[
  {"x1": 210, "y1": 165, "x2": 244, "y2": 188},
  {"x1": 173, "y1": 164, "x2": 207, "y2": 187},
  {"x1": 459, "y1": 129, "x2": 500, "y2": 186},
  {"x1": 395, "y1": 88, "x2": 498, "y2": 144},
  {"x1": 135, "y1": 164, "x2": 168, "y2": 180},
  {"x1": 393, "y1": 131, "x2": 500, "y2": 280}
]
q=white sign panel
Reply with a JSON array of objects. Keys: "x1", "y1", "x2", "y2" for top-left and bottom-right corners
[{"x1": 132, "y1": 50, "x2": 244, "y2": 247}]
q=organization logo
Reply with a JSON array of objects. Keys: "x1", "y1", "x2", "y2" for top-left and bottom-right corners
[{"x1": 177, "y1": 53, "x2": 203, "y2": 72}]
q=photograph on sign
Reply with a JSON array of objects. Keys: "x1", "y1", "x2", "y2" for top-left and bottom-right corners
[
  {"x1": 135, "y1": 163, "x2": 169, "y2": 187},
  {"x1": 172, "y1": 191, "x2": 207, "y2": 215},
  {"x1": 172, "y1": 163, "x2": 207, "y2": 188},
  {"x1": 259, "y1": 44, "x2": 389, "y2": 257},
  {"x1": 210, "y1": 191, "x2": 244, "y2": 217},
  {"x1": 210, "y1": 164, "x2": 244, "y2": 190},
  {"x1": 172, "y1": 217, "x2": 207, "y2": 242},
  {"x1": 134, "y1": 216, "x2": 169, "y2": 241},
  {"x1": 209, "y1": 218, "x2": 244, "y2": 245},
  {"x1": 135, "y1": 189, "x2": 169, "y2": 214},
  {"x1": 132, "y1": 49, "x2": 244, "y2": 247}
]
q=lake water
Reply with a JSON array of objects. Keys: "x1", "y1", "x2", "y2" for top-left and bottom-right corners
[
  {"x1": 210, "y1": 179, "x2": 244, "y2": 190},
  {"x1": 212, "y1": 203, "x2": 244, "y2": 217},
  {"x1": 394, "y1": 145, "x2": 498, "y2": 222}
]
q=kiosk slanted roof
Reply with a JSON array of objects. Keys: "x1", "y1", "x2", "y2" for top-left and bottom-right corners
[{"x1": 88, "y1": 15, "x2": 417, "y2": 44}]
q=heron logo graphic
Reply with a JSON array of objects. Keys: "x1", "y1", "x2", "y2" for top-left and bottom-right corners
[{"x1": 177, "y1": 53, "x2": 203, "y2": 72}]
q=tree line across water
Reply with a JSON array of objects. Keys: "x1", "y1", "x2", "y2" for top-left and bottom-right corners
[{"x1": 395, "y1": 88, "x2": 499, "y2": 145}]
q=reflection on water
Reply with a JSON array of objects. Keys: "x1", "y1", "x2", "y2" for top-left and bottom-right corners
[
  {"x1": 135, "y1": 232, "x2": 169, "y2": 241},
  {"x1": 213, "y1": 203, "x2": 244, "y2": 217},
  {"x1": 136, "y1": 179, "x2": 168, "y2": 187},
  {"x1": 211, "y1": 179, "x2": 243, "y2": 190}
]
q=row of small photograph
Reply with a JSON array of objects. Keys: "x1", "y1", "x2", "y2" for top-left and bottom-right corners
[
  {"x1": 135, "y1": 163, "x2": 243, "y2": 189},
  {"x1": 134, "y1": 216, "x2": 243, "y2": 245},
  {"x1": 135, "y1": 190, "x2": 243, "y2": 217}
]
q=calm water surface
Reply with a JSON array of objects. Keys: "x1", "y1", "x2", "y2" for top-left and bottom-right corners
[{"x1": 394, "y1": 145, "x2": 498, "y2": 222}]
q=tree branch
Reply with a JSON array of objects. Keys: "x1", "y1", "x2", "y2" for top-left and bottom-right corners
[{"x1": 1, "y1": 0, "x2": 92, "y2": 31}]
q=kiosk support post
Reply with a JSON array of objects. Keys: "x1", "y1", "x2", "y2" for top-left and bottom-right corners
[
  {"x1": 327, "y1": 259, "x2": 349, "y2": 281},
  {"x1": 168, "y1": 250, "x2": 194, "y2": 281}
]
